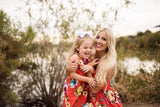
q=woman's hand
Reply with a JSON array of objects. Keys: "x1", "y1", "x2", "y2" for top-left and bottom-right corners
[
  {"x1": 87, "y1": 78, "x2": 97, "y2": 88},
  {"x1": 88, "y1": 58, "x2": 99, "y2": 67},
  {"x1": 66, "y1": 59, "x2": 78, "y2": 74},
  {"x1": 90, "y1": 84, "x2": 102, "y2": 94},
  {"x1": 81, "y1": 65, "x2": 94, "y2": 73}
]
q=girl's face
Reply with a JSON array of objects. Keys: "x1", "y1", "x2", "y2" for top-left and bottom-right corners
[
  {"x1": 95, "y1": 30, "x2": 108, "y2": 52},
  {"x1": 77, "y1": 39, "x2": 93, "y2": 59}
]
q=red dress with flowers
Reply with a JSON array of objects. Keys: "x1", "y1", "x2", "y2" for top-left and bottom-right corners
[
  {"x1": 84, "y1": 70, "x2": 123, "y2": 107},
  {"x1": 63, "y1": 55, "x2": 90, "y2": 107}
]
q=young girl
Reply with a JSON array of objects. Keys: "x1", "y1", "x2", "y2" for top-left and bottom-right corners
[{"x1": 63, "y1": 30, "x2": 96, "y2": 107}]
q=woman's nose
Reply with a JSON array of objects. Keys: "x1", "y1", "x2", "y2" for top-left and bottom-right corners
[{"x1": 96, "y1": 38, "x2": 101, "y2": 43}]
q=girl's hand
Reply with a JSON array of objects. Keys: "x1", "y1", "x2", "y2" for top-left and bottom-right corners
[
  {"x1": 88, "y1": 58, "x2": 99, "y2": 67},
  {"x1": 81, "y1": 65, "x2": 94, "y2": 73},
  {"x1": 87, "y1": 78, "x2": 97, "y2": 88}
]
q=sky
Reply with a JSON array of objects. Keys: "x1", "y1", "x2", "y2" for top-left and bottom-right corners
[
  {"x1": 115, "y1": 0, "x2": 160, "y2": 36},
  {"x1": 0, "y1": 0, "x2": 160, "y2": 37}
]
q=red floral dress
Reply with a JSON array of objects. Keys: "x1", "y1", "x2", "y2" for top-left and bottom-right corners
[
  {"x1": 63, "y1": 55, "x2": 90, "y2": 107},
  {"x1": 83, "y1": 70, "x2": 123, "y2": 107}
]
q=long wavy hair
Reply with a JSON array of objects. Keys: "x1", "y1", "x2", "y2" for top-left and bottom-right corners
[{"x1": 95, "y1": 28, "x2": 117, "y2": 87}]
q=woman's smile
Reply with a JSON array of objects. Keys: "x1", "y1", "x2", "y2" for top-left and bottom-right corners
[{"x1": 95, "y1": 31, "x2": 108, "y2": 52}]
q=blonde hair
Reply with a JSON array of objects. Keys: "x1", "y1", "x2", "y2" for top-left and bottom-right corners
[
  {"x1": 68, "y1": 34, "x2": 94, "y2": 61},
  {"x1": 95, "y1": 28, "x2": 117, "y2": 87}
]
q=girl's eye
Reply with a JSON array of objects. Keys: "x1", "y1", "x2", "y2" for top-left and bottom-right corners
[
  {"x1": 96, "y1": 36, "x2": 99, "y2": 39},
  {"x1": 84, "y1": 47, "x2": 87, "y2": 49}
]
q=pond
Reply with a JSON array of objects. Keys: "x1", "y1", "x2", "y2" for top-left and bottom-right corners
[{"x1": 118, "y1": 57, "x2": 160, "y2": 75}]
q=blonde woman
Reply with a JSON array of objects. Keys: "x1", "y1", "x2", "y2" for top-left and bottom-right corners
[{"x1": 67, "y1": 28, "x2": 123, "y2": 107}]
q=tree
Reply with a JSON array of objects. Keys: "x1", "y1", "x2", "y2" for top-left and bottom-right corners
[
  {"x1": 12, "y1": 38, "x2": 68, "y2": 106},
  {"x1": 9, "y1": 0, "x2": 133, "y2": 106},
  {"x1": 137, "y1": 31, "x2": 143, "y2": 36},
  {"x1": 0, "y1": 10, "x2": 20, "y2": 106},
  {"x1": 15, "y1": 0, "x2": 133, "y2": 40},
  {"x1": 0, "y1": 9, "x2": 37, "y2": 106}
]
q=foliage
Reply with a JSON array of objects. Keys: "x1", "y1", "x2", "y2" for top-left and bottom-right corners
[
  {"x1": 11, "y1": 1, "x2": 133, "y2": 105},
  {"x1": 0, "y1": 10, "x2": 19, "y2": 106},
  {"x1": 115, "y1": 30, "x2": 160, "y2": 104},
  {"x1": 15, "y1": 0, "x2": 133, "y2": 40},
  {"x1": 0, "y1": 0, "x2": 134, "y2": 106},
  {"x1": 0, "y1": 10, "x2": 36, "y2": 106},
  {"x1": 0, "y1": 84, "x2": 18, "y2": 107},
  {"x1": 116, "y1": 30, "x2": 160, "y2": 62},
  {"x1": 115, "y1": 64, "x2": 160, "y2": 103},
  {"x1": 13, "y1": 38, "x2": 68, "y2": 107}
]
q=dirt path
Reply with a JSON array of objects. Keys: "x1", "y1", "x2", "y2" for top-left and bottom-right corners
[{"x1": 123, "y1": 103, "x2": 159, "y2": 107}]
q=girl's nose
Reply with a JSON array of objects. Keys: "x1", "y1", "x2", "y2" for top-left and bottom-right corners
[{"x1": 87, "y1": 48, "x2": 91, "y2": 52}]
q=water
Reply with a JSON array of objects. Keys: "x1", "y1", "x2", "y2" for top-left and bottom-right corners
[{"x1": 118, "y1": 57, "x2": 160, "y2": 75}]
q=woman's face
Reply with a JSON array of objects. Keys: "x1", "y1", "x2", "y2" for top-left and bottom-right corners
[{"x1": 94, "y1": 30, "x2": 108, "y2": 52}]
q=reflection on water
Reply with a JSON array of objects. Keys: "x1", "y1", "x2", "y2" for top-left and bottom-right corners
[{"x1": 119, "y1": 57, "x2": 160, "y2": 75}]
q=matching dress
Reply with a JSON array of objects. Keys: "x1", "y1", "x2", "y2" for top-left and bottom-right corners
[
  {"x1": 83, "y1": 70, "x2": 123, "y2": 107},
  {"x1": 63, "y1": 54, "x2": 123, "y2": 107},
  {"x1": 63, "y1": 55, "x2": 90, "y2": 107}
]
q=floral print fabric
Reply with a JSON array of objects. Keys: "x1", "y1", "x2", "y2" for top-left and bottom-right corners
[
  {"x1": 84, "y1": 76, "x2": 123, "y2": 107},
  {"x1": 63, "y1": 56, "x2": 89, "y2": 107}
]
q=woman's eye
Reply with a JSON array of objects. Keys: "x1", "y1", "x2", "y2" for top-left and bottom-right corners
[{"x1": 102, "y1": 37, "x2": 106, "y2": 41}]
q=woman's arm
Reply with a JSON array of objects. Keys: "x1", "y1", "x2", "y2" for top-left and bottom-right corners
[
  {"x1": 90, "y1": 65, "x2": 116, "y2": 93},
  {"x1": 81, "y1": 65, "x2": 94, "y2": 73},
  {"x1": 66, "y1": 60, "x2": 78, "y2": 74},
  {"x1": 88, "y1": 58, "x2": 99, "y2": 67},
  {"x1": 66, "y1": 55, "x2": 78, "y2": 75},
  {"x1": 81, "y1": 58, "x2": 99, "y2": 75}
]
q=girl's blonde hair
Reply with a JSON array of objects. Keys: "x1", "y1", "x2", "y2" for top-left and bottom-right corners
[
  {"x1": 95, "y1": 28, "x2": 117, "y2": 87},
  {"x1": 68, "y1": 34, "x2": 94, "y2": 61}
]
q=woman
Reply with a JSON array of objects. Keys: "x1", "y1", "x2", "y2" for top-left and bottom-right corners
[{"x1": 67, "y1": 28, "x2": 123, "y2": 107}]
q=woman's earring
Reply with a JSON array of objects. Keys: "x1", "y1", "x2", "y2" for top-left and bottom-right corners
[{"x1": 105, "y1": 47, "x2": 108, "y2": 52}]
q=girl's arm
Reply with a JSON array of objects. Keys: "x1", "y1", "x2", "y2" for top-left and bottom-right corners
[
  {"x1": 89, "y1": 83, "x2": 103, "y2": 93},
  {"x1": 68, "y1": 54, "x2": 96, "y2": 87},
  {"x1": 70, "y1": 72, "x2": 96, "y2": 87}
]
